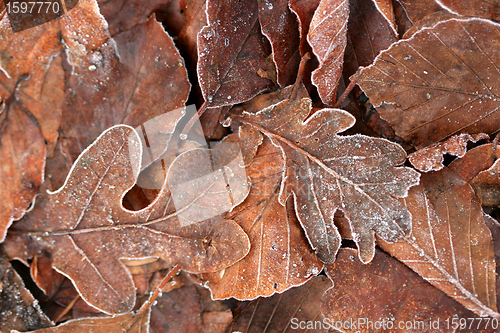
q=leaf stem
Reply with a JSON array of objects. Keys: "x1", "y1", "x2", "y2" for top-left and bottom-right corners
[
  {"x1": 334, "y1": 69, "x2": 363, "y2": 109},
  {"x1": 180, "y1": 102, "x2": 208, "y2": 140},
  {"x1": 124, "y1": 264, "x2": 181, "y2": 331}
]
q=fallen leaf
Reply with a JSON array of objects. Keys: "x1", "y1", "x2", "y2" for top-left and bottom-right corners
[
  {"x1": 231, "y1": 92, "x2": 420, "y2": 264},
  {"x1": 408, "y1": 133, "x2": 489, "y2": 172},
  {"x1": 373, "y1": 0, "x2": 397, "y2": 33},
  {"x1": 471, "y1": 158, "x2": 500, "y2": 207},
  {"x1": 323, "y1": 248, "x2": 492, "y2": 333},
  {"x1": 6, "y1": 125, "x2": 250, "y2": 314},
  {"x1": 357, "y1": 18, "x2": 500, "y2": 149},
  {"x1": 395, "y1": 0, "x2": 443, "y2": 26},
  {"x1": 258, "y1": 0, "x2": 301, "y2": 87},
  {"x1": 289, "y1": 0, "x2": 321, "y2": 56},
  {"x1": 448, "y1": 143, "x2": 498, "y2": 182},
  {"x1": 197, "y1": 0, "x2": 274, "y2": 107},
  {"x1": 13, "y1": 310, "x2": 151, "y2": 333},
  {"x1": 307, "y1": 0, "x2": 349, "y2": 105},
  {"x1": 97, "y1": 0, "x2": 171, "y2": 35},
  {"x1": 204, "y1": 126, "x2": 323, "y2": 300},
  {"x1": 226, "y1": 275, "x2": 332, "y2": 332},
  {"x1": 378, "y1": 167, "x2": 499, "y2": 318},
  {"x1": 0, "y1": 251, "x2": 53, "y2": 332},
  {"x1": 438, "y1": 0, "x2": 500, "y2": 21}
]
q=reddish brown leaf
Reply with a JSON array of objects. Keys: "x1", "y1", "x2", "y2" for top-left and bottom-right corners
[
  {"x1": 373, "y1": 0, "x2": 397, "y2": 33},
  {"x1": 439, "y1": 0, "x2": 500, "y2": 21},
  {"x1": 378, "y1": 167, "x2": 498, "y2": 318},
  {"x1": 408, "y1": 133, "x2": 489, "y2": 172},
  {"x1": 323, "y1": 248, "x2": 492, "y2": 333},
  {"x1": 226, "y1": 276, "x2": 332, "y2": 333},
  {"x1": 307, "y1": 0, "x2": 349, "y2": 105},
  {"x1": 58, "y1": 16, "x2": 190, "y2": 168},
  {"x1": 289, "y1": 0, "x2": 321, "y2": 56},
  {"x1": 6, "y1": 125, "x2": 250, "y2": 314},
  {"x1": 204, "y1": 126, "x2": 323, "y2": 300},
  {"x1": 231, "y1": 92, "x2": 420, "y2": 264},
  {"x1": 449, "y1": 143, "x2": 498, "y2": 182},
  {"x1": 471, "y1": 158, "x2": 500, "y2": 207},
  {"x1": 343, "y1": 0, "x2": 398, "y2": 91},
  {"x1": 14, "y1": 310, "x2": 151, "y2": 333},
  {"x1": 258, "y1": 0, "x2": 301, "y2": 87},
  {"x1": 396, "y1": 0, "x2": 443, "y2": 25},
  {"x1": 197, "y1": 0, "x2": 273, "y2": 107},
  {"x1": 97, "y1": 0, "x2": 172, "y2": 35},
  {"x1": 358, "y1": 18, "x2": 500, "y2": 149},
  {"x1": 0, "y1": 251, "x2": 53, "y2": 332}
]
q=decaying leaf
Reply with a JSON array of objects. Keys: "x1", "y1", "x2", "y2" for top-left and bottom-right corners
[
  {"x1": 289, "y1": 0, "x2": 321, "y2": 56},
  {"x1": 378, "y1": 167, "x2": 499, "y2": 318},
  {"x1": 395, "y1": 0, "x2": 444, "y2": 26},
  {"x1": 226, "y1": 275, "x2": 332, "y2": 333},
  {"x1": 13, "y1": 310, "x2": 150, "y2": 333},
  {"x1": 0, "y1": 251, "x2": 53, "y2": 332},
  {"x1": 373, "y1": 0, "x2": 397, "y2": 33},
  {"x1": 258, "y1": 0, "x2": 301, "y2": 87},
  {"x1": 358, "y1": 18, "x2": 500, "y2": 149},
  {"x1": 323, "y1": 248, "x2": 489, "y2": 333},
  {"x1": 231, "y1": 92, "x2": 420, "y2": 264},
  {"x1": 197, "y1": 0, "x2": 274, "y2": 107},
  {"x1": 204, "y1": 126, "x2": 323, "y2": 300},
  {"x1": 438, "y1": 0, "x2": 500, "y2": 21},
  {"x1": 471, "y1": 158, "x2": 500, "y2": 207},
  {"x1": 448, "y1": 143, "x2": 498, "y2": 182},
  {"x1": 307, "y1": 0, "x2": 349, "y2": 105},
  {"x1": 6, "y1": 125, "x2": 250, "y2": 315},
  {"x1": 408, "y1": 133, "x2": 489, "y2": 172}
]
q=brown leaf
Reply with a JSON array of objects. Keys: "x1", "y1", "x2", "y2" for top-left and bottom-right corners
[
  {"x1": 258, "y1": 0, "x2": 301, "y2": 87},
  {"x1": 6, "y1": 125, "x2": 250, "y2": 314},
  {"x1": 226, "y1": 276, "x2": 332, "y2": 333},
  {"x1": 58, "y1": 15, "x2": 190, "y2": 169},
  {"x1": 439, "y1": 0, "x2": 500, "y2": 21},
  {"x1": 307, "y1": 0, "x2": 349, "y2": 105},
  {"x1": 471, "y1": 158, "x2": 500, "y2": 207},
  {"x1": 13, "y1": 310, "x2": 151, "y2": 333},
  {"x1": 373, "y1": 0, "x2": 397, "y2": 33},
  {"x1": 378, "y1": 167, "x2": 499, "y2": 318},
  {"x1": 408, "y1": 133, "x2": 489, "y2": 172},
  {"x1": 0, "y1": 251, "x2": 53, "y2": 332},
  {"x1": 448, "y1": 143, "x2": 498, "y2": 182},
  {"x1": 197, "y1": 0, "x2": 274, "y2": 107},
  {"x1": 396, "y1": 0, "x2": 444, "y2": 26},
  {"x1": 97, "y1": 0, "x2": 171, "y2": 35},
  {"x1": 323, "y1": 248, "x2": 491, "y2": 333},
  {"x1": 357, "y1": 18, "x2": 500, "y2": 149},
  {"x1": 204, "y1": 126, "x2": 323, "y2": 300},
  {"x1": 231, "y1": 93, "x2": 420, "y2": 264},
  {"x1": 342, "y1": 0, "x2": 398, "y2": 92},
  {"x1": 289, "y1": 0, "x2": 321, "y2": 56}
]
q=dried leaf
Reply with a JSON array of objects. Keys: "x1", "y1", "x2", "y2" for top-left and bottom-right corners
[
  {"x1": 471, "y1": 158, "x2": 500, "y2": 207},
  {"x1": 197, "y1": 0, "x2": 273, "y2": 107},
  {"x1": 58, "y1": 16, "x2": 190, "y2": 168},
  {"x1": 0, "y1": 251, "x2": 53, "y2": 332},
  {"x1": 307, "y1": 0, "x2": 349, "y2": 105},
  {"x1": 373, "y1": 0, "x2": 397, "y2": 33},
  {"x1": 97, "y1": 0, "x2": 171, "y2": 35},
  {"x1": 378, "y1": 167, "x2": 499, "y2": 318},
  {"x1": 13, "y1": 310, "x2": 151, "y2": 333},
  {"x1": 395, "y1": 0, "x2": 443, "y2": 25},
  {"x1": 204, "y1": 126, "x2": 323, "y2": 300},
  {"x1": 258, "y1": 0, "x2": 301, "y2": 87},
  {"x1": 231, "y1": 93, "x2": 420, "y2": 264},
  {"x1": 226, "y1": 276, "x2": 332, "y2": 333},
  {"x1": 409, "y1": 133, "x2": 489, "y2": 172},
  {"x1": 323, "y1": 248, "x2": 489, "y2": 333},
  {"x1": 438, "y1": 0, "x2": 500, "y2": 21},
  {"x1": 358, "y1": 18, "x2": 500, "y2": 149},
  {"x1": 289, "y1": 0, "x2": 321, "y2": 56},
  {"x1": 6, "y1": 125, "x2": 250, "y2": 314},
  {"x1": 448, "y1": 143, "x2": 498, "y2": 182}
]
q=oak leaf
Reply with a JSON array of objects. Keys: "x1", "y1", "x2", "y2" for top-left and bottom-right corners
[
  {"x1": 231, "y1": 92, "x2": 420, "y2": 264},
  {"x1": 6, "y1": 125, "x2": 250, "y2": 315}
]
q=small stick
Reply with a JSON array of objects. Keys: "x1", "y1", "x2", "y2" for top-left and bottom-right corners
[
  {"x1": 123, "y1": 264, "x2": 181, "y2": 331},
  {"x1": 290, "y1": 52, "x2": 311, "y2": 101},
  {"x1": 334, "y1": 69, "x2": 363, "y2": 109},
  {"x1": 54, "y1": 294, "x2": 80, "y2": 323}
]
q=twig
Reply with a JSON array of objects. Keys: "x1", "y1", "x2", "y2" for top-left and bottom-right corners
[
  {"x1": 54, "y1": 294, "x2": 80, "y2": 323},
  {"x1": 180, "y1": 102, "x2": 207, "y2": 140},
  {"x1": 290, "y1": 53, "x2": 311, "y2": 101},
  {"x1": 334, "y1": 69, "x2": 363, "y2": 108}
]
